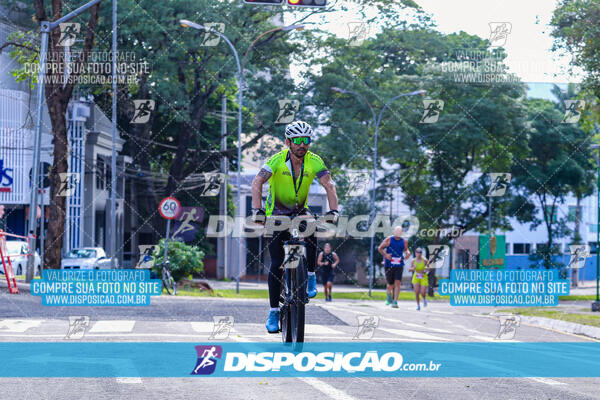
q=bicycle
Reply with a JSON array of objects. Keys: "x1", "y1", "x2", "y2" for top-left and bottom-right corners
[
  {"x1": 160, "y1": 260, "x2": 177, "y2": 295},
  {"x1": 278, "y1": 213, "x2": 331, "y2": 350},
  {"x1": 279, "y1": 228, "x2": 308, "y2": 350}
]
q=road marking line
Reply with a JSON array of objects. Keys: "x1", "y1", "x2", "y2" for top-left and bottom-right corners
[
  {"x1": 305, "y1": 325, "x2": 344, "y2": 335},
  {"x1": 527, "y1": 377, "x2": 566, "y2": 386},
  {"x1": 401, "y1": 322, "x2": 453, "y2": 333},
  {"x1": 468, "y1": 335, "x2": 520, "y2": 342},
  {"x1": 116, "y1": 377, "x2": 143, "y2": 384},
  {"x1": 430, "y1": 310, "x2": 453, "y2": 315},
  {"x1": 89, "y1": 320, "x2": 136, "y2": 333},
  {"x1": 0, "y1": 319, "x2": 44, "y2": 332},
  {"x1": 191, "y1": 322, "x2": 238, "y2": 333},
  {"x1": 379, "y1": 328, "x2": 450, "y2": 341},
  {"x1": 453, "y1": 324, "x2": 484, "y2": 334},
  {"x1": 300, "y1": 377, "x2": 357, "y2": 400}
]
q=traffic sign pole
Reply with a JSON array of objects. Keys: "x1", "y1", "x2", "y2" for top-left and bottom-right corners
[
  {"x1": 158, "y1": 197, "x2": 181, "y2": 267},
  {"x1": 164, "y1": 219, "x2": 171, "y2": 265}
]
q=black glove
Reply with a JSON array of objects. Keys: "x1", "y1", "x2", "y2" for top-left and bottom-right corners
[
  {"x1": 324, "y1": 209, "x2": 339, "y2": 224},
  {"x1": 251, "y1": 208, "x2": 266, "y2": 224}
]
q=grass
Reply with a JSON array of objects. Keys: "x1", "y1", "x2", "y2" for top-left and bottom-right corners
[
  {"x1": 499, "y1": 307, "x2": 600, "y2": 328},
  {"x1": 173, "y1": 286, "x2": 448, "y2": 301}
]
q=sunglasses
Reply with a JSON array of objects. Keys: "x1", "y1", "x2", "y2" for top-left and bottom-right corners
[{"x1": 291, "y1": 137, "x2": 311, "y2": 145}]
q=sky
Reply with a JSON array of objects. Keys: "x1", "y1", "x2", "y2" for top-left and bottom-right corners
[{"x1": 286, "y1": 0, "x2": 585, "y2": 89}]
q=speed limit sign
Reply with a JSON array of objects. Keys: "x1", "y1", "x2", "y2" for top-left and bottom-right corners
[{"x1": 159, "y1": 197, "x2": 181, "y2": 220}]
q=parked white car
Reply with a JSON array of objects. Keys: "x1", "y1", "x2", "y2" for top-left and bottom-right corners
[
  {"x1": 61, "y1": 247, "x2": 110, "y2": 270},
  {"x1": 1, "y1": 241, "x2": 41, "y2": 276}
]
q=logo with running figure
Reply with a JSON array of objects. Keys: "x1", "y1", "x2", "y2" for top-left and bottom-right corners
[
  {"x1": 568, "y1": 244, "x2": 590, "y2": 269},
  {"x1": 130, "y1": 100, "x2": 155, "y2": 124},
  {"x1": 487, "y1": 173, "x2": 511, "y2": 197},
  {"x1": 57, "y1": 173, "x2": 80, "y2": 197},
  {"x1": 209, "y1": 316, "x2": 234, "y2": 340},
  {"x1": 58, "y1": 23, "x2": 80, "y2": 46},
  {"x1": 348, "y1": 22, "x2": 369, "y2": 46},
  {"x1": 201, "y1": 23, "x2": 225, "y2": 47},
  {"x1": 427, "y1": 245, "x2": 448, "y2": 269},
  {"x1": 275, "y1": 99, "x2": 300, "y2": 124},
  {"x1": 65, "y1": 316, "x2": 90, "y2": 339},
  {"x1": 488, "y1": 22, "x2": 512, "y2": 47},
  {"x1": 420, "y1": 100, "x2": 444, "y2": 123},
  {"x1": 353, "y1": 315, "x2": 379, "y2": 340},
  {"x1": 562, "y1": 100, "x2": 585, "y2": 124},
  {"x1": 191, "y1": 345, "x2": 223, "y2": 375},
  {"x1": 494, "y1": 314, "x2": 520, "y2": 340}
]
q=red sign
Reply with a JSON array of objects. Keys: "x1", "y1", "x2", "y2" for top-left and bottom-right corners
[{"x1": 159, "y1": 197, "x2": 181, "y2": 220}]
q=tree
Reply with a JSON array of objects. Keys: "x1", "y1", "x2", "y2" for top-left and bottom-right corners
[
  {"x1": 30, "y1": 1, "x2": 100, "y2": 270},
  {"x1": 308, "y1": 27, "x2": 530, "y2": 251},
  {"x1": 551, "y1": 0, "x2": 600, "y2": 99},
  {"x1": 511, "y1": 98, "x2": 593, "y2": 268}
]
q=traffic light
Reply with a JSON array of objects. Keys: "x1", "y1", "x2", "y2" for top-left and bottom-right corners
[
  {"x1": 287, "y1": 0, "x2": 327, "y2": 6},
  {"x1": 243, "y1": 0, "x2": 284, "y2": 4}
]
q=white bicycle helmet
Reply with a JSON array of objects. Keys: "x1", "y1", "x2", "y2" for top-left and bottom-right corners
[{"x1": 285, "y1": 120, "x2": 313, "y2": 139}]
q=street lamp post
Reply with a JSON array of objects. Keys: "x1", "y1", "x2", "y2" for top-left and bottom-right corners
[
  {"x1": 180, "y1": 20, "x2": 243, "y2": 294},
  {"x1": 591, "y1": 144, "x2": 600, "y2": 312},
  {"x1": 180, "y1": 20, "x2": 303, "y2": 293},
  {"x1": 331, "y1": 87, "x2": 426, "y2": 296}
]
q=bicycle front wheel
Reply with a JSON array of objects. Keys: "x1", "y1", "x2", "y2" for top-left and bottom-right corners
[{"x1": 289, "y1": 257, "x2": 306, "y2": 348}]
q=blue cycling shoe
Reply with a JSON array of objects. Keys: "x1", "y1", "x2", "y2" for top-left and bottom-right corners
[
  {"x1": 266, "y1": 310, "x2": 280, "y2": 333},
  {"x1": 307, "y1": 274, "x2": 318, "y2": 298}
]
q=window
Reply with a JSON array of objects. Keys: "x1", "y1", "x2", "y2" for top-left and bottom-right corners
[
  {"x1": 536, "y1": 243, "x2": 560, "y2": 253},
  {"x1": 543, "y1": 206, "x2": 558, "y2": 223},
  {"x1": 589, "y1": 242, "x2": 598, "y2": 254},
  {"x1": 590, "y1": 224, "x2": 598, "y2": 234},
  {"x1": 513, "y1": 243, "x2": 531, "y2": 254},
  {"x1": 568, "y1": 205, "x2": 582, "y2": 222},
  {"x1": 96, "y1": 156, "x2": 105, "y2": 190}
]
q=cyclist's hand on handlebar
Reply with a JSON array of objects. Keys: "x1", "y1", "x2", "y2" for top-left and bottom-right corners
[
  {"x1": 324, "y1": 209, "x2": 339, "y2": 224},
  {"x1": 251, "y1": 208, "x2": 266, "y2": 225}
]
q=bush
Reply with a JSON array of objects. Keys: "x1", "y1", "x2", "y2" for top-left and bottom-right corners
[{"x1": 153, "y1": 239, "x2": 204, "y2": 282}]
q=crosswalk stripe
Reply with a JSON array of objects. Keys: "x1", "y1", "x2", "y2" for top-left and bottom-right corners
[
  {"x1": 300, "y1": 377, "x2": 358, "y2": 400},
  {"x1": 379, "y1": 328, "x2": 450, "y2": 341},
  {"x1": 0, "y1": 319, "x2": 44, "y2": 332},
  {"x1": 305, "y1": 325, "x2": 344, "y2": 335},
  {"x1": 527, "y1": 377, "x2": 566, "y2": 386},
  {"x1": 401, "y1": 321, "x2": 453, "y2": 333},
  {"x1": 89, "y1": 320, "x2": 135, "y2": 333},
  {"x1": 468, "y1": 335, "x2": 520, "y2": 342}
]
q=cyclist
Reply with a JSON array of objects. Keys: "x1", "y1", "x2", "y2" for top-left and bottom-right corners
[
  {"x1": 317, "y1": 243, "x2": 339, "y2": 301},
  {"x1": 409, "y1": 247, "x2": 430, "y2": 310},
  {"x1": 377, "y1": 226, "x2": 410, "y2": 308},
  {"x1": 250, "y1": 120, "x2": 339, "y2": 333}
]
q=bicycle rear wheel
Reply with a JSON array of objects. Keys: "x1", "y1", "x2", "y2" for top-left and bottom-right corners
[
  {"x1": 280, "y1": 279, "x2": 292, "y2": 342},
  {"x1": 162, "y1": 267, "x2": 176, "y2": 295}
]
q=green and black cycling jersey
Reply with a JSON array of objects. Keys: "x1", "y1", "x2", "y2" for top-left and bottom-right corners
[{"x1": 262, "y1": 149, "x2": 329, "y2": 216}]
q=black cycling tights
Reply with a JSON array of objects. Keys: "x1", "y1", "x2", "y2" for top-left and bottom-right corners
[{"x1": 267, "y1": 229, "x2": 317, "y2": 308}]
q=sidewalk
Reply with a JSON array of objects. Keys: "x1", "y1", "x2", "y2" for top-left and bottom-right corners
[{"x1": 200, "y1": 278, "x2": 389, "y2": 293}]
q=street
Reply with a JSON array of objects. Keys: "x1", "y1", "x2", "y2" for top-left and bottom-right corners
[{"x1": 0, "y1": 288, "x2": 598, "y2": 400}]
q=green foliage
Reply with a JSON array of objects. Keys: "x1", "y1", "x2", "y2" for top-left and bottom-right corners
[
  {"x1": 6, "y1": 31, "x2": 38, "y2": 90},
  {"x1": 551, "y1": 0, "x2": 600, "y2": 98},
  {"x1": 309, "y1": 26, "x2": 529, "y2": 249},
  {"x1": 153, "y1": 239, "x2": 204, "y2": 282}
]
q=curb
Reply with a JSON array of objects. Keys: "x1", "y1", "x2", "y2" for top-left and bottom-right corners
[
  {"x1": 519, "y1": 315, "x2": 600, "y2": 340},
  {"x1": 0, "y1": 280, "x2": 30, "y2": 293}
]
